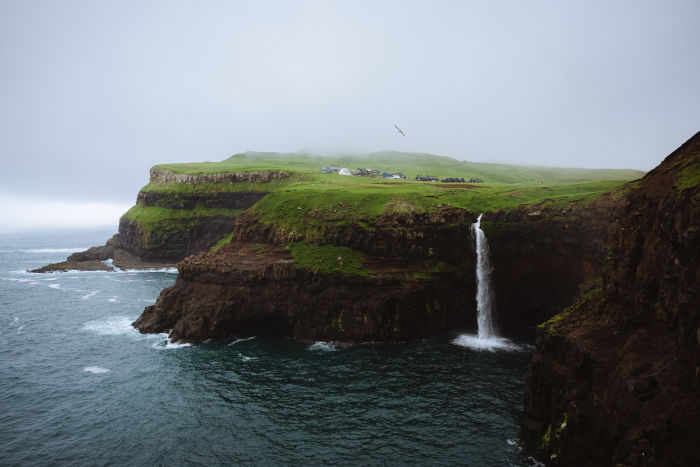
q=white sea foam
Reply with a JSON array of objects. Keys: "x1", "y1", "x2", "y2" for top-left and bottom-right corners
[
  {"x1": 117, "y1": 267, "x2": 178, "y2": 274},
  {"x1": 48, "y1": 283, "x2": 61, "y2": 289},
  {"x1": 17, "y1": 326, "x2": 24, "y2": 333},
  {"x1": 152, "y1": 340, "x2": 192, "y2": 350},
  {"x1": 1, "y1": 277, "x2": 36, "y2": 283},
  {"x1": 228, "y1": 336, "x2": 257, "y2": 346},
  {"x1": 81, "y1": 291, "x2": 99, "y2": 300},
  {"x1": 24, "y1": 248, "x2": 87, "y2": 253},
  {"x1": 452, "y1": 333, "x2": 520, "y2": 352},
  {"x1": 84, "y1": 366, "x2": 110, "y2": 374},
  {"x1": 308, "y1": 341, "x2": 338, "y2": 352},
  {"x1": 107, "y1": 297, "x2": 117, "y2": 303},
  {"x1": 240, "y1": 354, "x2": 256, "y2": 362},
  {"x1": 82, "y1": 317, "x2": 138, "y2": 336}
]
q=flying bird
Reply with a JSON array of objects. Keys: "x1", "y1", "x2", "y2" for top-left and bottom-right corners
[{"x1": 394, "y1": 124, "x2": 406, "y2": 137}]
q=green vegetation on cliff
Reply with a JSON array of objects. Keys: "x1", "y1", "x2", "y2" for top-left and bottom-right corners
[
  {"x1": 123, "y1": 206, "x2": 243, "y2": 231},
  {"x1": 287, "y1": 242, "x2": 369, "y2": 276},
  {"x1": 154, "y1": 150, "x2": 644, "y2": 184},
  {"x1": 674, "y1": 153, "x2": 700, "y2": 196},
  {"x1": 246, "y1": 178, "x2": 628, "y2": 243},
  {"x1": 122, "y1": 150, "x2": 644, "y2": 260}
]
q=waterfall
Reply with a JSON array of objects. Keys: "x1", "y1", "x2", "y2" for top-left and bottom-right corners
[
  {"x1": 472, "y1": 213, "x2": 496, "y2": 339},
  {"x1": 452, "y1": 213, "x2": 518, "y2": 351}
]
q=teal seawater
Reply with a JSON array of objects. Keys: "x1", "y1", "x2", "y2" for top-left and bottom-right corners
[{"x1": 0, "y1": 228, "x2": 532, "y2": 465}]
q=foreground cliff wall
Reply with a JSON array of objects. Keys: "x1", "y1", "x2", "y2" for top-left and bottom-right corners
[
  {"x1": 520, "y1": 132, "x2": 700, "y2": 465},
  {"x1": 483, "y1": 198, "x2": 616, "y2": 333}
]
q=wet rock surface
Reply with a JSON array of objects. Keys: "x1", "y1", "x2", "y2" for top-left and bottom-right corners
[{"x1": 30, "y1": 259, "x2": 114, "y2": 273}]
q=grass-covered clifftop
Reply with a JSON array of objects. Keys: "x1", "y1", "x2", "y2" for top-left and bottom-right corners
[
  {"x1": 121, "y1": 150, "x2": 644, "y2": 262},
  {"x1": 155, "y1": 150, "x2": 644, "y2": 184}
]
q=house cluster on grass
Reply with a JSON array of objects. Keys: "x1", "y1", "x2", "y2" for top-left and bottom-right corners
[
  {"x1": 320, "y1": 166, "x2": 484, "y2": 183},
  {"x1": 417, "y1": 175, "x2": 484, "y2": 183},
  {"x1": 320, "y1": 166, "x2": 407, "y2": 179}
]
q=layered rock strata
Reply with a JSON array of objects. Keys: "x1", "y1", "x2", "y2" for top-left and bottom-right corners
[
  {"x1": 134, "y1": 242, "x2": 476, "y2": 343},
  {"x1": 134, "y1": 197, "x2": 616, "y2": 342}
]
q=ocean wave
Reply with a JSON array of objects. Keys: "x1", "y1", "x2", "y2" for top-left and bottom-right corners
[
  {"x1": 451, "y1": 334, "x2": 521, "y2": 352},
  {"x1": 84, "y1": 366, "x2": 110, "y2": 374},
  {"x1": 48, "y1": 283, "x2": 61, "y2": 289},
  {"x1": 151, "y1": 340, "x2": 192, "y2": 350},
  {"x1": 228, "y1": 336, "x2": 257, "y2": 346},
  {"x1": 81, "y1": 291, "x2": 99, "y2": 300},
  {"x1": 114, "y1": 267, "x2": 178, "y2": 274},
  {"x1": 1, "y1": 277, "x2": 37, "y2": 284},
  {"x1": 308, "y1": 341, "x2": 339, "y2": 352},
  {"x1": 82, "y1": 316, "x2": 138, "y2": 336}
]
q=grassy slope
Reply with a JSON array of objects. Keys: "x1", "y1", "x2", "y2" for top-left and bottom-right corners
[
  {"x1": 155, "y1": 150, "x2": 644, "y2": 184},
  {"x1": 246, "y1": 176, "x2": 627, "y2": 241}
]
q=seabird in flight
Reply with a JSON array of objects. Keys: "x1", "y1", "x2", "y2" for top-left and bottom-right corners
[{"x1": 394, "y1": 124, "x2": 406, "y2": 137}]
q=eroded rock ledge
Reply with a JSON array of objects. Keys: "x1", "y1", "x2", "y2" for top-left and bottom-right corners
[
  {"x1": 133, "y1": 241, "x2": 476, "y2": 343},
  {"x1": 149, "y1": 168, "x2": 289, "y2": 184}
]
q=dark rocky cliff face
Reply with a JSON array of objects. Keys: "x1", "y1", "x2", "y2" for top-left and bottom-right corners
[
  {"x1": 483, "y1": 198, "x2": 616, "y2": 334},
  {"x1": 134, "y1": 241, "x2": 477, "y2": 343},
  {"x1": 134, "y1": 208, "x2": 480, "y2": 342},
  {"x1": 110, "y1": 175, "x2": 272, "y2": 263},
  {"x1": 133, "y1": 196, "x2": 617, "y2": 343},
  {"x1": 520, "y1": 132, "x2": 700, "y2": 465},
  {"x1": 114, "y1": 213, "x2": 237, "y2": 261}
]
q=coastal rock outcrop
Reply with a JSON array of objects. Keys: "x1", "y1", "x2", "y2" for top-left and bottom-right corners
[
  {"x1": 134, "y1": 205, "x2": 481, "y2": 342},
  {"x1": 32, "y1": 169, "x2": 282, "y2": 272},
  {"x1": 134, "y1": 241, "x2": 477, "y2": 343},
  {"x1": 520, "y1": 132, "x2": 700, "y2": 465}
]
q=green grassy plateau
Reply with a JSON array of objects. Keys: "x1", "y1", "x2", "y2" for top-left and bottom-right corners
[
  {"x1": 128, "y1": 150, "x2": 645, "y2": 267},
  {"x1": 155, "y1": 150, "x2": 644, "y2": 184}
]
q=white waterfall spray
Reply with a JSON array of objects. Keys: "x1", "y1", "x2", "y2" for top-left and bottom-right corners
[
  {"x1": 452, "y1": 213, "x2": 519, "y2": 351},
  {"x1": 472, "y1": 213, "x2": 496, "y2": 339}
]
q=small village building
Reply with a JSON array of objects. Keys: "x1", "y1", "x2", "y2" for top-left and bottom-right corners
[
  {"x1": 320, "y1": 166, "x2": 343, "y2": 173},
  {"x1": 338, "y1": 168, "x2": 352, "y2": 176}
]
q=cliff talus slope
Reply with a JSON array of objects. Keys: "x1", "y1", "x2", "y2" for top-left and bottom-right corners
[{"x1": 520, "y1": 132, "x2": 700, "y2": 465}]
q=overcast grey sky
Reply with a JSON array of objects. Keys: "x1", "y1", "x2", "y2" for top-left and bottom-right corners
[{"x1": 1, "y1": 0, "x2": 699, "y2": 221}]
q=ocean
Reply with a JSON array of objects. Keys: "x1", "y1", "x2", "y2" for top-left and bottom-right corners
[{"x1": 0, "y1": 228, "x2": 534, "y2": 465}]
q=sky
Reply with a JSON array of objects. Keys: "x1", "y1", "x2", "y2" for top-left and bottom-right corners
[{"x1": 1, "y1": 0, "x2": 699, "y2": 231}]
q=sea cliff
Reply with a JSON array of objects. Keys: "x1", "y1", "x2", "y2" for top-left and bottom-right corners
[{"x1": 519, "y1": 132, "x2": 700, "y2": 465}]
